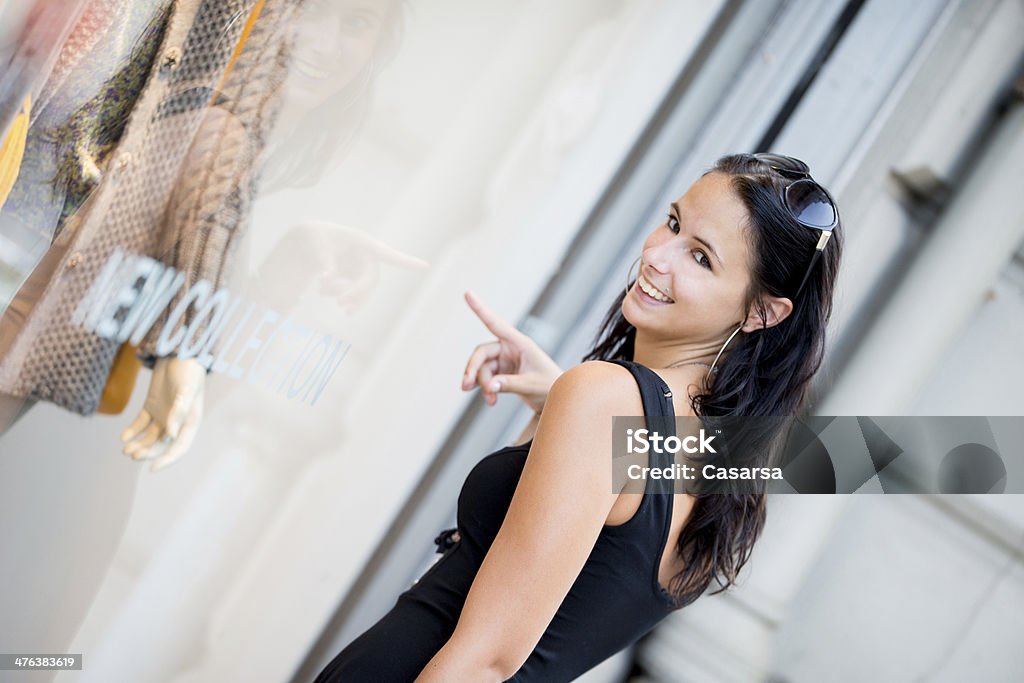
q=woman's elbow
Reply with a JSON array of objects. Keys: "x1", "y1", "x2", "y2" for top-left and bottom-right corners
[{"x1": 417, "y1": 641, "x2": 519, "y2": 682}]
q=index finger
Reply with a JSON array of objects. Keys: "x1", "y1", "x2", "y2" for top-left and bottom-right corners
[
  {"x1": 363, "y1": 240, "x2": 430, "y2": 270},
  {"x1": 333, "y1": 225, "x2": 430, "y2": 270},
  {"x1": 464, "y1": 290, "x2": 520, "y2": 340}
]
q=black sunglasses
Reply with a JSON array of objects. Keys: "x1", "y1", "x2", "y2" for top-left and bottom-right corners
[{"x1": 751, "y1": 152, "x2": 838, "y2": 298}]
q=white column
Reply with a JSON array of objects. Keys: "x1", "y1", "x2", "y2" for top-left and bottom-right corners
[{"x1": 820, "y1": 98, "x2": 1024, "y2": 415}]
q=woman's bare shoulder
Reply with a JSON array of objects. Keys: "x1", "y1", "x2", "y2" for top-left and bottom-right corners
[
  {"x1": 547, "y1": 360, "x2": 644, "y2": 415},
  {"x1": 555, "y1": 360, "x2": 702, "y2": 420}
]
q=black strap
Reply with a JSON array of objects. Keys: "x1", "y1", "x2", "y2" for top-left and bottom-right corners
[
  {"x1": 604, "y1": 359, "x2": 678, "y2": 483},
  {"x1": 607, "y1": 359, "x2": 678, "y2": 499},
  {"x1": 604, "y1": 359, "x2": 676, "y2": 429}
]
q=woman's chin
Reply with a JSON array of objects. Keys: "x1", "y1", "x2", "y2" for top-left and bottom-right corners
[
  {"x1": 621, "y1": 291, "x2": 645, "y2": 327},
  {"x1": 622, "y1": 290, "x2": 678, "y2": 339},
  {"x1": 281, "y1": 82, "x2": 332, "y2": 113}
]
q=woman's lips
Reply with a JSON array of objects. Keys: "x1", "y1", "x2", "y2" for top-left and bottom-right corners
[
  {"x1": 293, "y1": 58, "x2": 331, "y2": 80},
  {"x1": 637, "y1": 272, "x2": 674, "y2": 303}
]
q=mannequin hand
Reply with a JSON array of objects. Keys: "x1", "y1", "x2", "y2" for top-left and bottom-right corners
[
  {"x1": 121, "y1": 357, "x2": 205, "y2": 472},
  {"x1": 461, "y1": 290, "x2": 563, "y2": 414}
]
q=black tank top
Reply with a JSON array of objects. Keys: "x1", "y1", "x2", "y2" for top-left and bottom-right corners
[{"x1": 314, "y1": 359, "x2": 683, "y2": 682}]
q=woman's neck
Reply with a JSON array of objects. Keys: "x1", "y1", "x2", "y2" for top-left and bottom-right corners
[{"x1": 632, "y1": 331, "x2": 718, "y2": 370}]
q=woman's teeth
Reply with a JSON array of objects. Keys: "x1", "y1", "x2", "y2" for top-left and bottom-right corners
[
  {"x1": 295, "y1": 60, "x2": 329, "y2": 80},
  {"x1": 638, "y1": 273, "x2": 673, "y2": 303}
]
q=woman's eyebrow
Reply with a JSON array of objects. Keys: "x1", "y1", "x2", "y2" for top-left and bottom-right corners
[{"x1": 671, "y1": 201, "x2": 724, "y2": 268}]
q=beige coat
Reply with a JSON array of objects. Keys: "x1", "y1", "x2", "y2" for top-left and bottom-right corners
[{"x1": 0, "y1": 0, "x2": 301, "y2": 415}]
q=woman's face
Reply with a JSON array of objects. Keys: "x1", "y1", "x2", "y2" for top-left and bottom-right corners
[
  {"x1": 283, "y1": 0, "x2": 394, "y2": 111},
  {"x1": 622, "y1": 171, "x2": 756, "y2": 346}
]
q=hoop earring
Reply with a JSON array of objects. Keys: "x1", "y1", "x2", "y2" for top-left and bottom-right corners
[
  {"x1": 708, "y1": 324, "x2": 743, "y2": 376},
  {"x1": 625, "y1": 256, "x2": 641, "y2": 295}
]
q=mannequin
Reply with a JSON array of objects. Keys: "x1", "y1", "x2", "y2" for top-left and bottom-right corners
[
  {"x1": 141, "y1": 0, "x2": 419, "y2": 472},
  {"x1": 123, "y1": 0, "x2": 418, "y2": 468},
  {"x1": 0, "y1": 0, "x2": 302, "y2": 469},
  {"x1": 1, "y1": 0, "x2": 418, "y2": 470}
]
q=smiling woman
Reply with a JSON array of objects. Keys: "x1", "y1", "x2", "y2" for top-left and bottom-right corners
[
  {"x1": 260, "y1": 0, "x2": 406, "y2": 190},
  {"x1": 314, "y1": 152, "x2": 843, "y2": 682}
]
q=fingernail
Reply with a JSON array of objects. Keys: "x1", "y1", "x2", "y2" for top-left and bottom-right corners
[{"x1": 489, "y1": 381, "x2": 501, "y2": 392}]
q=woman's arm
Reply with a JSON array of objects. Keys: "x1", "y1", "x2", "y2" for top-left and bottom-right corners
[
  {"x1": 512, "y1": 408, "x2": 541, "y2": 446},
  {"x1": 415, "y1": 361, "x2": 638, "y2": 681}
]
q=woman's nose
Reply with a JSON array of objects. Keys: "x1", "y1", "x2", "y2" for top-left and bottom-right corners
[
  {"x1": 641, "y1": 248, "x2": 672, "y2": 276},
  {"x1": 301, "y1": 12, "x2": 342, "y2": 49}
]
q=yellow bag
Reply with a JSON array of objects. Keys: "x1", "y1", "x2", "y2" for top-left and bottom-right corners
[{"x1": 98, "y1": 342, "x2": 143, "y2": 413}]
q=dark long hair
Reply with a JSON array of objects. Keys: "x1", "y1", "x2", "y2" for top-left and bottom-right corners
[{"x1": 582, "y1": 152, "x2": 843, "y2": 608}]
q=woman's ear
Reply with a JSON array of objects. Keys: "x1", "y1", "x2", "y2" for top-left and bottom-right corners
[{"x1": 742, "y1": 294, "x2": 793, "y2": 332}]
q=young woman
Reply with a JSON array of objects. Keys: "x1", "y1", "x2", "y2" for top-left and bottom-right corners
[{"x1": 314, "y1": 152, "x2": 843, "y2": 682}]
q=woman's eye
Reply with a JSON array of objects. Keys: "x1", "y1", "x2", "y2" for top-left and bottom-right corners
[
  {"x1": 694, "y1": 250, "x2": 711, "y2": 270},
  {"x1": 666, "y1": 214, "x2": 679, "y2": 233},
  {"x1": 343, "y1": 12, "x2": 378, "y2": 34}
]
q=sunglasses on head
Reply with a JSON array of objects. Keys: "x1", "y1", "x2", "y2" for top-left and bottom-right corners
[{"x1": 750, "y1": 152, "x2": 839, "y2": 298}]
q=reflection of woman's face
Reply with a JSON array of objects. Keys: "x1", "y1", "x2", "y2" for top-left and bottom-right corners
[{"x1": 284, "y1": 0, "x2": 394, "y2": 111}]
